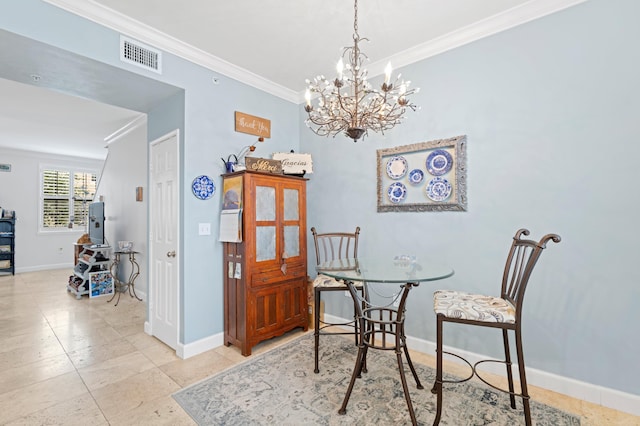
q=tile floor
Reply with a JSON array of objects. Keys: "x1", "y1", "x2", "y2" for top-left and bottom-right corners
[{"x1": 0, "y1": 269, "x2": 638, "y2": 425}]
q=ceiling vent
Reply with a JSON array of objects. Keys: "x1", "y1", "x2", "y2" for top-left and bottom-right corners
[{"x1": 120, "y1": 36, "x2": 162, "y2": 74}]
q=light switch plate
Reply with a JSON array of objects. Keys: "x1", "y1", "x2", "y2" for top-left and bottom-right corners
[{"x1": 199, "y1": 222, "x2": 211, "y2": 235}]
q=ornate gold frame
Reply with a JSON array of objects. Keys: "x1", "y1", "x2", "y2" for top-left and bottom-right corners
[{"x1": 377, "y1": 135, "x2": 467, "y2": 212}]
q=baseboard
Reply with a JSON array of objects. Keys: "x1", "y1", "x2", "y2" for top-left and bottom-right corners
[
  {"x1": 324, "y1": 313, "x2": 640, "y2": 417},
  {"x1": 134, "y1": 289, "x2": 147, "y2": 301},
  {"x1": 143, "y1": 321, "x2": 222, "y2": 360},
  {"x1": 16, "y1": 263, "x2": 71, "y2": 273},
  {"x1": 177, "y1": 331, "x2": 224, "y2": 359}
]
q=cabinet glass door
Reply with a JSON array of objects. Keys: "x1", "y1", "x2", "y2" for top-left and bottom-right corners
[
  {"x1": 283, "y1": 188, "x2": 300, "y2": 258},
  {"x1": 255, "y1": 185, "x2": 276, "y2": 261},
  {"x1": 256, "y1": 186, "x2": 276, "y2": 221},
  {"x1": 256, "y1": 227, "x2": 276, "y2": 261},
  {"x1": 283, "y1": 189, "x2": 299, "y2": 221},
  {"x1": 283, "y1": 226, "x2": 299, "y2": 258}
]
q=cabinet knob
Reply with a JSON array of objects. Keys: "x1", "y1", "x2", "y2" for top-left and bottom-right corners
[{"x1": 166, "y1": 250, "x2": 176, "y2": 258}]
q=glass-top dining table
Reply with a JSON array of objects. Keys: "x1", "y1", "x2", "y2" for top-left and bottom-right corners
[{"x1": 316, "y1": 256, "x2": 454, "y2": 426}]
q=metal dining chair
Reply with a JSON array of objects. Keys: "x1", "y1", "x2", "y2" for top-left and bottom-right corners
[
  {"x1": 311, "y1": 226, "x2": 362, "y2": 373},
  {"x1": 431, "y1": 228, "x2": 561, "y2": 425}
]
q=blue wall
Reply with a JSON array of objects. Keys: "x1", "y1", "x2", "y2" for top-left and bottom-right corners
[
  {"x1": 303, "y1": 0, "x2": 640, "y2": 396},
  {"x1": 2, "y1": 0, "x2": 639, "y2": 400}
]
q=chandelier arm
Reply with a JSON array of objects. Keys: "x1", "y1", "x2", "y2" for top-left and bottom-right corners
[{"x1": 337, "y1": 95, "x2": 356, "y2": 129}]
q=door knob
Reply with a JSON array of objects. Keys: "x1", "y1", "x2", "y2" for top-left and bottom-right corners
[{"x1": 166, "y1": 250, "x2": 176, "y2": 258}]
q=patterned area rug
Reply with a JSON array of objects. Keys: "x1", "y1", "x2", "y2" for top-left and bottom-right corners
[{"x1": 173, "y1": 333, "x2": 580, "y2": 425}]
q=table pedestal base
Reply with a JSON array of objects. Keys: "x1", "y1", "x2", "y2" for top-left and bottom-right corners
[
  {"x1": 338, "y1": 281, "x2": 422, "y2": 426},
  {"x1": 108, "y1": 251, "x2": 142, "y2": 306}
]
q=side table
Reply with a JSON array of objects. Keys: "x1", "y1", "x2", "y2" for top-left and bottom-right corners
[{"x1": 109, "y1": 250, "x2": 142, "y2": 306}]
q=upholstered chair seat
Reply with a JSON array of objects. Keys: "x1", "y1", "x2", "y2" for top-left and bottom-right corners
[
  {"x1": 433, "y1": 290, "x2": 516, "y2": 323},
  {"x1": 313, "y1": 274, "x2": 363, "y2": 288}
]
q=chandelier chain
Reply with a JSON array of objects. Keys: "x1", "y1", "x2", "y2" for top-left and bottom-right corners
[{"x1": 353, "y1": 0, "x2": 358, "y2": 38}]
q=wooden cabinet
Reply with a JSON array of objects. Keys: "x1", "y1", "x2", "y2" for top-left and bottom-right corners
[{"x1": 223, "y1": 171, "x2": 308, "y2": 356}]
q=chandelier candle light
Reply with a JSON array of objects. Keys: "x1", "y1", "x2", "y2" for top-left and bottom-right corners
[{"x1": 304, "y1": 0, "x2": 418, "y2": 142}]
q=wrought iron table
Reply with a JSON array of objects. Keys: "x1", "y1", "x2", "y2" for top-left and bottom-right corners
[
  {"x1": 317, "y1": 256, "x2": 453, "y2": 426},
  {"x1": 108, "y1": 250, "x2": 142, "y2": 306}
]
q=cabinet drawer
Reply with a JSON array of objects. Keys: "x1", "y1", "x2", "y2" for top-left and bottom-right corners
[{"x1": 251, "y1": 265, "x2": 306, "y2": 287}]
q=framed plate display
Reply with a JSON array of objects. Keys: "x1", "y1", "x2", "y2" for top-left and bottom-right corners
[
  {"x1": 192, "y1": 175, "x2": 215, "y2": 200},
  {"x1": 376, "y1": 135, "x2": 467, "y2": 212}
]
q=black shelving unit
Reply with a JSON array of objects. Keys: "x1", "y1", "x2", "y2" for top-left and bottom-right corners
[{"x1": 0, "y1": 216, "x2": 16, "y2": 275}]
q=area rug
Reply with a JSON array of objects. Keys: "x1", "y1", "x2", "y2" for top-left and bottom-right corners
[{"x1": 173, "y1": 333, "x2": 580, "y2": 425}]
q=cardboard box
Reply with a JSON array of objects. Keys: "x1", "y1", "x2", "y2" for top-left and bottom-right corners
[{"x1": 308, "y1": 300, "x2": 324, "y2": 329}]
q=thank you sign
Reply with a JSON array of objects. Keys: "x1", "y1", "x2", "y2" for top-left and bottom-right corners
[{"x1": 235, "y1": 111, "x2": 271, "y2": 138}]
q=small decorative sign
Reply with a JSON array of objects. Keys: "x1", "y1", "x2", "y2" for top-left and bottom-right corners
[
  {"x1": 235, "y1": 111, "x2": 271, "y2": 138},
  {"x1": 246, "y1": 157, "x2": 282, "y2": 174},
  {"x1": 272, "y1": 152, "x2": 313, "y2": 175}
]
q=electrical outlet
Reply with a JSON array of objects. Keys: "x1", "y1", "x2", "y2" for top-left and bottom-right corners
[{"x1": 344, "y1": 290, "x2": 350, "y2": 298}]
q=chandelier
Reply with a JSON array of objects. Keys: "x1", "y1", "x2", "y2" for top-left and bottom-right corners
[{"x1": 303, "y1": 0, "x2": 418, "y2": 142}]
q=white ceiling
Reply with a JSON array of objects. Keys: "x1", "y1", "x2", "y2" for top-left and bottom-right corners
[
  {"x1": 0, "y1": 77, "x2": 144, "y2": 160},
  {"x1": 91, "y1": 0, "x2": 536, "y2": 94},
  {"x1": 1, "y1": 0, "x2": 585, "y2": 159}
]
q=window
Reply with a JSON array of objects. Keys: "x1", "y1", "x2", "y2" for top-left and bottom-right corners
[{"x1": 41, "y1": 167, "x2": 98, "y2": 231}]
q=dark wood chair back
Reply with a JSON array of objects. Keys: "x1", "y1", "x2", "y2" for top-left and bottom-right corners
[
  {"x1": 311, "y1": 226, "x2": 360, "y2": 266},
  {"x1": 501, "y1": 229, "x2": 562, "y2": 320}
]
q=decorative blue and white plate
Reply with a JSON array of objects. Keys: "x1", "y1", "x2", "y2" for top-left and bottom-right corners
[
  {"x1": 426, "y1": 177, "x2": 452, "y2": 202},
  {"x1": 426, "y1": 149, "x2": 453, "y2": 176},
  {"x1": 386, "y1": 156, "x2": 408, "y2": 179},
  {"x1": 408, "y1": 169, "x2": 424, "y2": 185},
  {"x1": 192, "y1": 175, "x2": 215, "y2": 200},
  {"x1": 387, "y1": 182, "x2": 407, "y2": 204}
]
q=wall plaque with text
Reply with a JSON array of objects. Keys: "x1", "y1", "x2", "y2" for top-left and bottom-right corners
[
  {"x1": 234, "y1": 111, "x2": 271, "y2": 138},
  {"x1": 272, "y1": 152, "x2": 313, "y2": 175},
  {"x1": 245, "y1": 157, "x2": 282, "y2": 174}
]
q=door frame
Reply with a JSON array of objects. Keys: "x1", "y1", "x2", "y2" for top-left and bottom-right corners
[{"x1": 145, "y1": 129, "x2": 181, "y2": 351}]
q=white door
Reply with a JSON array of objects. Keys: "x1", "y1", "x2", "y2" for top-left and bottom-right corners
[{"x1": 149, "y1": 130, "x2": 180, "y2": 349}]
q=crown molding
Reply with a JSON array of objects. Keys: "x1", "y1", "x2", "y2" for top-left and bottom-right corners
[
  {"x1": 379, "y1": 0, "x2": 588, "y2": 72},
  {"x1": 316, "y1": 0, "x2": 588, "y2": 104},
  {"x1": 104, "y1": 113, "x2": 147, "y2": 146},
  {"x1": 44, "y1": 0, "x2": 587, "y2": 105},
  {"x1": 42, "y1": 0, "x2": 299, "y2": 102}
]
